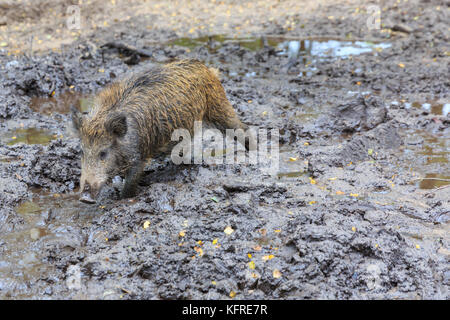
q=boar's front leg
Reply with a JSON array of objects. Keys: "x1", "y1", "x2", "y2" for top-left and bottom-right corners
[{"x1": 120, "y1": 159, "x2": 145, "y2": 199}]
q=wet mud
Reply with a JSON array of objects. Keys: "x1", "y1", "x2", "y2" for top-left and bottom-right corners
[{"x1": 0, "y1": 0, "x2": 448, "y2": 299}]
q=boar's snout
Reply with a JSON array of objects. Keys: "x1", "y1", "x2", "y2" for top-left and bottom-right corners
[{"x1": 79, "y1": 182, "x2": 97, "y2": 204}]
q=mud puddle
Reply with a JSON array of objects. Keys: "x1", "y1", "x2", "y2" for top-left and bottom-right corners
[
  {"x1": 0, "y1": 91, "x2": 92, "y2": 146},
  {"x1": 171, "y1": 35, "x2": 390, "y2": 58},
  {"x1": 399, "y1": 129, "x2": 449, "y2": 189},
  {"x1": 171, "y1": 35, "x2": 391, "y2": 80},
  {"x1": 0, "y1": 190, "x2": 99, "y2": 299},
  {"x1": 0, "y1": 128, "x2": 57, "y2": 146},
  {"x1": 277, "y1": 146, "x2": 309, "y2": 180},
  {"x1": 404, "y1": 101, "x2": 450, "y2": 116},
  {"x1": 30, "y1": 91, "x2": 93, "y2": 115}
]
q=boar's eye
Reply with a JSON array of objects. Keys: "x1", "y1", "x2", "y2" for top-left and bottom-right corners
[{"x1": 99, "y1": 150, "x2": 108, "y2": 160}]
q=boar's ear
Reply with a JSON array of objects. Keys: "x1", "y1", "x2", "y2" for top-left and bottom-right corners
[
  {"x1": 105, "y1": 112, "x2": 127, "y2": 137},
  {"x1": 71, "y1": 105, "x2": 83, "y2": 132}
]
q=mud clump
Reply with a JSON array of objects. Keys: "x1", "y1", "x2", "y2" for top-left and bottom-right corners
[
  {"x1": 72, "y1": 59, "x2": 255, "y2": 202},
  {"x1": 330, "y1": 95, "x2": 388, "y2": 133},
  {"x1": 2, "y1": 139, "x2": 80, "y2": 193},
  {"x1": 338, "y1": 122, "x2": 402, "y2": 163},
  {"x1": 308, "y1": 122, "x2": 402, "y2": 176}
]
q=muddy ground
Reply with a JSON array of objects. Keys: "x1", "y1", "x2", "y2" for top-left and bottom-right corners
[{"x1": 0, "y1": 0, "x2": 449, "y2": 299}]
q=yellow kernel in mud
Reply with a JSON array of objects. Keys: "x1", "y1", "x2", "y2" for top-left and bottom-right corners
[
  {"x1": 179, "y1": 230, "x2": 186, "y2": 237},
  {"x1": 11, "y1": 136, "x2": 17, "y2": 140},
  {"x1": 350, "y1": 193, "x2": 359, "y2": 197},
  {"x1": 247, "y1": 253, "x2": 252, "y2": 259},
  {"x1": 289, "y1": 157, "x2": 298, "y2": 161},
  {"x1": 262, "y1": 255, "x2": 274, "y2": 261},
  {"x1": 273, "y1": 269, "x2": 282, "y2": 279},
  {"x1": 143, "y1": 220, "x2": 150, "y2": 229},
  {"x1": 352, "y1": 226, "x2": 356, "y2": 232},
  {"x1": 224, "y1": 226, "x2": 234, "y2": 235},
  {"x1": 211, "y1": 281, "x2": 216, "y2": 285},
  {"x1": 194, "y1": 246, "x2": 203, "y2": 256},
  {"x1": 248, "y1": 261, "x2": 255, "y2": 269},
  {"x1": 398, "y1": 63, "x2": 405, "y2": 68},
  {"x1": 212, "y1": 238, "x2": 218, "y2": 245},
  {"x1": 416, "y1": 244, "x2": 420, "y2": 249},
  {"x1": 229, "y1": 291, "x2": 236, "y2": 298}
]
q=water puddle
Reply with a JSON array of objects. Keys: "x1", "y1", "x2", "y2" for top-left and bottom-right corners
[
  {"x1": 403, "y1": 101, "x2": 450, "y2": 116},
  {"x1": 169, "y1": 35, "x2": 277, "y2": 52},
  {"x1": 277, "y1": 147, "x2": 309, "y2": 179},
  {"x1": 0, "y1": 190, "x2": 100, "y2": 298},
  {"x1": 170, "y1": 34, "x2": 391, "y2": 60},
  {"x1": 30, "y1": 91, "x2": 93, "y2": 115},
  {"x1": 1, "y1": 128, "x2": 57, "y2": 146},
  {"x1": 400, "y1": 129, "x2": 449, "y2": 189},
  {"x1": 275, "y1": 38, "x2": 391, "y2": 59}
]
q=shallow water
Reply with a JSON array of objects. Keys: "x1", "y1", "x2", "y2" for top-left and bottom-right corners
[
  {"x1": 404, "y1": 101, "x2": 450, "y2": 116},
  {"x1": 400, "y1": 129, "x2": 449, "y2": 189},
  {"x1": 30, "y1": 91, "x2": 93, "y2": 115},
  {"x1": 0, "y1": 191, "x2": 99, "y2": 299},
  {"x1": 170, "y1": 35, "x2": 391, "y2": 59},
  {"x1": 1, "y1": 128, "x2": 56, "y2": 146}
]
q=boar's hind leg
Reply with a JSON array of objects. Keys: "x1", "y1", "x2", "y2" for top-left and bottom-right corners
[
  {"x1": 208, "y1": 102, "x2": 256, "y2": 151},
  {"x1": 121, "y1": 160, "x2": 145, "y2": 198}
]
